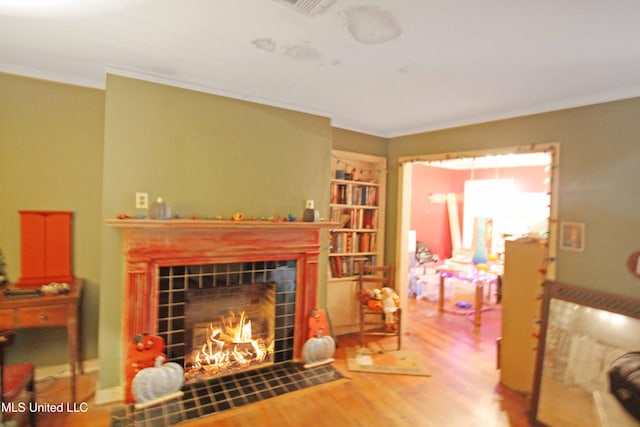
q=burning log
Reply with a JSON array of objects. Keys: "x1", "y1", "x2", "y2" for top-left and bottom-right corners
[{"x1": 185, "y1": 310, "x2": 275, "y2": 383}]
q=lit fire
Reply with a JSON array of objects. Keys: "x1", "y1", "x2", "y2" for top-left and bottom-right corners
[{"x1": 186, "y1": 311, "x2": 273, "y2": 381}]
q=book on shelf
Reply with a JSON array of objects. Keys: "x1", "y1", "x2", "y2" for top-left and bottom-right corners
[
  {"x1": 362, "y1": 210, "x2": 377, "y2": 229},
  {"x1": 330, "y1": 256, "x2": 343, "y2": 278},
  {"x1": 330, "y1": 181, "x2": 378, "y2": 207},
  {"x1": 338, "y1": 184, "x2": 347, "y2": 204},
  {"x1": 358, "y1": 233, "x2": 371, "y2": 253},
  {"x1": 329, "y1": 254, "x2": 378, "y2": 278},
  {"x1": 340, "y1": 211, "x2": 352, "y2": 228},
  {"x1": 330, "y1": 208, "x2": 377, "y2": 230},
  {"x1": 345, "y1": 233, "x2": 353, "y2": 253}
]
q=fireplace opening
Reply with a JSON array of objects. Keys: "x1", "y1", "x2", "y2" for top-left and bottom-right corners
[
  {"x1": 157, "y1": 260, "x2": 297, "y2": 384},
  {"x1": 184, "y1": 282, "x2": 276, "y2": 382}
]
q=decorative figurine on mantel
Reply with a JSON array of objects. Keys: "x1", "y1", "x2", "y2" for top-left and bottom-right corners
[
  {"x1": 303, "y1": 200, "x2": 319, "y2": 222},
  {"x1": 149, "y1": 197, "x2": 172, "y2": 220}
]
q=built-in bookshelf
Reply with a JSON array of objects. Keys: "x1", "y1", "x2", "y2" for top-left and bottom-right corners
[{"x1": 327, "y1": 150, "x2": 386, "y2": 335}]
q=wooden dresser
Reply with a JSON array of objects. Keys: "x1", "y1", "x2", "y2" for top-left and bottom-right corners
[
  {"x1": 499, "y1": 238, "x2": 546, "y2": 394},
  {"x1": 0, "y1": 277, "x2": 83, "y2": 401}
]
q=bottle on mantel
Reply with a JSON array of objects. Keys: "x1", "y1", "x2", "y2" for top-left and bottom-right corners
[{"x1": 149, "y1": 197, "x2": 172, "y2": 220}]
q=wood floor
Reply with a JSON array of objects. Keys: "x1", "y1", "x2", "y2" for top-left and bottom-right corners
[{"x1": 33, "y1": 296, "x2": 532, "y2": 427}]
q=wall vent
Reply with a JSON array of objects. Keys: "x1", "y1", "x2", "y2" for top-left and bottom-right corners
[{"x1": 276, "y1": 0, "x2": 335, "y2": 16}]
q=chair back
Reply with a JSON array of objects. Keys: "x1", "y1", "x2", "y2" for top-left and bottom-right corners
[
  {"x1": 1, "y1": 329, "x2": 36, "y2": 426},
  {"x1": 359, "y1": 264, "x2": 395, "y2": 290},
  {"x1": 0, "y1": 330, "x2": 16, "y2": 400}
]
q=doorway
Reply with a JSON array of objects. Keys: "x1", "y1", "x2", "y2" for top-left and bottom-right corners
[{"x1": 395, "y1": 144, "x2": 559, "y2": 328}]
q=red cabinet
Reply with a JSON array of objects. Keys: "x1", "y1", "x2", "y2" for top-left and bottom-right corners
[{"x1": 16, "y1": 211, "x2": 73, "y2": 288}]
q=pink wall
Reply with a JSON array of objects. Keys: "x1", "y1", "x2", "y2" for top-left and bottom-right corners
[
  {"x1": 410, "y1": 166, "x2": 462, "y2": 260},
  {"x1": 410, "y1": 164, "x2": 547, "y2": 260}
]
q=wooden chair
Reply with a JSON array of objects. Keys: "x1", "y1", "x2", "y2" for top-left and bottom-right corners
[
  {"x1": 358, "y1": 264, "x2": 401, "y2": 350},
  {"x1": 1, "y1": 330, "x2": 36, "y2": 426}
]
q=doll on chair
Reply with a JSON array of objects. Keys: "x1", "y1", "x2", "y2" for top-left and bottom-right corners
[{"x1": 380, "y1": 287, "x2": 400, "y2": 332}]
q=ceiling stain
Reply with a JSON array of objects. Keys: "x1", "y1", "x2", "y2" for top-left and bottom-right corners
[
  {"x1": 252, "y1": 38, "x2": 277, "y2": 52},
  {"x1": 283, "y1": 43, "x2": 323, "y2": 61},
  {"x1": 398, "y1": 62, "x2": 417, "y2": 74},
  {"x1": 346, "y1": 5, "x2": 402, "y2": 44},
  {"x1": 252, "y1": 37, "x2": 335, "y2": 65}
]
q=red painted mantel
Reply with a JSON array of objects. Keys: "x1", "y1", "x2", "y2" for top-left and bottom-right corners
[{"x1": 106, "y1": 218, "x2": 335, "y2": 362}]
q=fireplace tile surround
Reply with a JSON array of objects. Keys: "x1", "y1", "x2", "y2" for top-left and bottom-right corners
[
  {"x1": 159, "y1": 260, "x2": 297, "y2": 381},
  {"x1": 106, "y1": 218, "x2": 336, "y2": 379}
]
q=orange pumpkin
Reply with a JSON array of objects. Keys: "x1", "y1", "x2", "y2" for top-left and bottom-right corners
[
  {"x1": 367, "y1": 299, "x2": 383, "y2": 310},
  {"x1": 124, "y1": 333, "x2": 166, "y2": 403},
  {"x1": 307, "y1": 308, "x2": 330, "y2": 340}
]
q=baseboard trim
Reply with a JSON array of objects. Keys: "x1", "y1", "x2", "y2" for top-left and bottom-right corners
[
  {"x1": 35, "y1": 358, "x2": 100, "y2": 381},
  {"x1": 95, "y1": 385, "x2": 124, "y2": 405},
  {"x1": 34, "y1": 358, "x2": 125, "y2": 405}
]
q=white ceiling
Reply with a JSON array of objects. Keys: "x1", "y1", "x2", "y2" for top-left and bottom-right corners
[{"x1": 2, "y1": 0, "x2": 640, "y2": 137}]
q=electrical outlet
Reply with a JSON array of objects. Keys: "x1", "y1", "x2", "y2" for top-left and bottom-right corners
[
  {"x1": 305, "y1": 200, "x2": 314, "y2": 209},
  {"x1": 136, "y1": 192, "x2": 149, "y2": 209}
]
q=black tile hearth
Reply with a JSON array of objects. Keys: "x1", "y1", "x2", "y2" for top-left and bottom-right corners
[{"x1": 110, "y1": 362, "x2": 343, "y2": 426}]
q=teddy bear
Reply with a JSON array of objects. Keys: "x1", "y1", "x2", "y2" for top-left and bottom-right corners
[{"x1": 357, "y1": 287, "x2": 379, "y2": 309}]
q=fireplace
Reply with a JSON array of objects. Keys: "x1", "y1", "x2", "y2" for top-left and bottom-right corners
[
  {"x1": 106, "y1": 218, "x2": 334, "y2": 382},
  {"x1": 157, "y1": 261, "x2": 298, "y2": 383},
  {"x1": 184, "y1": 282, "x2": 275, "y2": 381}
]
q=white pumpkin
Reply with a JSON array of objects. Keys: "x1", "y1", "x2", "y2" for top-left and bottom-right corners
[
  {"x1": 132, "y1": 355, "x2": 184, "y2": 403},
  {"x1": 302, "y1": 332, "x2": 336, "y2": 365}
]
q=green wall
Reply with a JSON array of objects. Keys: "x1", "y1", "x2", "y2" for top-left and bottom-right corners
[
  {"x1": 388, "y1": 97, "x2": 640, "y2": 298},
  {"x1": 0, "y1": 72, "x2": 104, "y2": 365},
  {"x1": 3, "y1": 70, "x2": 639, "y2": 395},
  {"x1": 331, "y1": 127, "x2": 387, "y2": 158},
  {"x1": 99, "y1": 75, "x2": 333, "y2": 388},
  {"x1": 0, "y1": 72, "x2": 386, "y2": 392}
]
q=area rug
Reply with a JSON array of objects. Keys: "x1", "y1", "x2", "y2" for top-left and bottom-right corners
[{"x1": 344, "y1": 347, "x2": 431, "y2": 377}]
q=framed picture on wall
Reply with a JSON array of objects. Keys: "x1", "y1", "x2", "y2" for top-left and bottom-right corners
[{"x1": 560, "y1": 222, "x2": 585, "y2": 252}]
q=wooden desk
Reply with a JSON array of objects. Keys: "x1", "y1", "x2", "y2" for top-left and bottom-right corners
[{"x1": 0, "y1": 278, "x2": 83, "y2": 402}]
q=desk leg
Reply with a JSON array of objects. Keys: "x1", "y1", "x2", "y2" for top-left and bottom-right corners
[
  {"x1": 68, "y1": 304, "x2": 80, "y2": 403},
  {"x1": 474, "y1": 282, "x2": 483, "y2": 332},
  {"x1": 438, "y1": 274, "x2": 445, "y2": 315}
]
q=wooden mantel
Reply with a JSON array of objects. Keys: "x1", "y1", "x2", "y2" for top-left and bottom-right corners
[
  {"x1": 105, "y1": 217, "x2": 337, "y2": 230},
  {"x1": 106, "y1": 217, "x2": 336, "y2": 363}
]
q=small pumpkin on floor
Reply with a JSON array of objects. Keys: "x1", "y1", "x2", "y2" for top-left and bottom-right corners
[
  {"x1": 124, "y1": 333, "x2": 166, "y2": 403},
  {"x1": 132, "y1": 355, "x2": 184, "y2": 403},
  {"x1": 303, "y1": 308, "x2": 335, "y2": 368},
  {"x1": 303, "y1": 331, "x2": 336, "y2": 368}
]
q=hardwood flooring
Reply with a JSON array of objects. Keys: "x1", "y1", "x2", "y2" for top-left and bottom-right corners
[{"x1": 33, "y1": 295, "x2": 532, "y2": 426}]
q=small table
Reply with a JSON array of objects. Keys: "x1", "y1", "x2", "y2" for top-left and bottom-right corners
[
  {"x1": 0, "y1": 278, "x2": 83, "y2": 402},
  {"x1": 436, "y1": 265, "x2": 499, "y2": 332}
]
